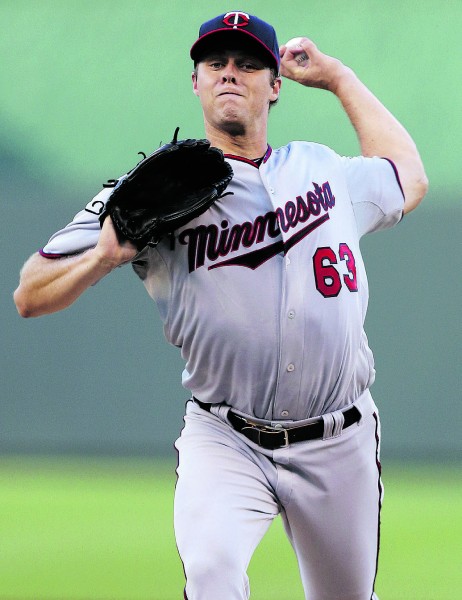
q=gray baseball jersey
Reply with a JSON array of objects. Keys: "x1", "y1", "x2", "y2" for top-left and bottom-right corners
[{"x1": 42, "y1": 141, "x2": 404, "y2": 422}]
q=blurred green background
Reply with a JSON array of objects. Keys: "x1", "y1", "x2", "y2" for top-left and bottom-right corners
[{"x1": 1, "y1": 1, "x2": 461, "y2": 598}]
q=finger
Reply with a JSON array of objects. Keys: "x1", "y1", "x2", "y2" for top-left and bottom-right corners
[
  {"x1": 280, "y1": 37, "x2": 311, "y2": 67},
  {"x1": 280, "y1": 50, "x2": 309, "y2": 71}
]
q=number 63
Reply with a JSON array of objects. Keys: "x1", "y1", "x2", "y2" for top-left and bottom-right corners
[{"x1": 312, "y1": 243, "x2": 358, "y2": 297}]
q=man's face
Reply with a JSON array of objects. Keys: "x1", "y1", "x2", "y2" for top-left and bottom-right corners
[{"x1": 192, "y1": 48, "x2": 281, "y2": 137}]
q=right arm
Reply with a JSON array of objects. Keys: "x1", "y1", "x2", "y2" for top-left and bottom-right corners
[
  {"x1": 279, "y1": 38, "x2": 428, "y2": 214},
  {"x1": 14, "y1": 218, "x2": 138, "y2": 318}
]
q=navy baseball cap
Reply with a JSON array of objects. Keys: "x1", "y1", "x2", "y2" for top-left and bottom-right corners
[{"x1": 190, "y1": 11, "x2": 280, "y2": 72}]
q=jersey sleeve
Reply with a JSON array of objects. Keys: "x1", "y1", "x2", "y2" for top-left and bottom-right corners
[
  {"x1": 39, "y1": 186, "x2": 112, "y2": 258},
  {"x1": 340, "y1": 155, "x2": 405, "y2": 237}
]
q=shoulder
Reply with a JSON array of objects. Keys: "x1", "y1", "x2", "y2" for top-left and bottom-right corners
[{"x1": 267, "y1": 141, "x2": 341, "y2": 167}]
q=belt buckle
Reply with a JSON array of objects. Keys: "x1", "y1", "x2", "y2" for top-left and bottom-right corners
[
  {"x1": 271, "y1": 426, "x2": 289, "y2": 448},
  {"x1": 263, "y1": 425, "x2": 289, "y2": 448},
  {"x1": 241, "y1": 422, "x2": 289, "y2": 449}
]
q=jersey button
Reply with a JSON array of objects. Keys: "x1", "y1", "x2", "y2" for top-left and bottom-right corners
[
  {"x1": 288, "y1": 310, "x2": 295, "y2": 319},
  {"x1": 287, "y1": 363, "x2": 295, "y2": 372},
  {"x1": 281, "y1": 410, "x2": 289, "y2": 418}
]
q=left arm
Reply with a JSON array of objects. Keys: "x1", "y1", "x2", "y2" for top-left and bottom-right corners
[{"x1": 279, "y1": 38, "x2": 428, "y2": 214}]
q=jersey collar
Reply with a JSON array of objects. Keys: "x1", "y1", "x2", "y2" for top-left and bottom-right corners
[{"x1": 224, "y1": 145, "x2": 272, "y2": 168}]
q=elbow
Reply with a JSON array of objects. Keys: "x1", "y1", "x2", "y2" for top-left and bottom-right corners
[
  {"x1": 13, "y1": 287, "x2": 38, "y2": 318},
  {"x1": 417, "y1": 166, "x2": 429, "y2": 199},
  {"x1": 403, "y1": 169, "x2": 429, "y2": 215}
]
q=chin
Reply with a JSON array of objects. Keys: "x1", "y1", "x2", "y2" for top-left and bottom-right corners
[
  {"x1": 216, "y1": 109, "x2": 246, "y2": 136},
  {"x1": 220, "y1": 120, "x2": 246, "y2": 137}
]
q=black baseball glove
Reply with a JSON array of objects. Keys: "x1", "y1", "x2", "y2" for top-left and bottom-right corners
[{"x1": 99, "y1": 127, "x2": 233, "y2": 250}]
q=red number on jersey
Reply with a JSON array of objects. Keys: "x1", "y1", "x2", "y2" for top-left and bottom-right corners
[
  {"x1": 313, "y1": 244, "x2": 358, "y2": 298},
  {"x1": 339, "y1": 243, "x2": 358, "y2": 292},
  {"x1": 313, "y1": 247, "x2": 342, "y2": 297}
]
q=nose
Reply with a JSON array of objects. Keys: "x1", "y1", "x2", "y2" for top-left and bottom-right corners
[{"x1": 221, "y1": 61, "x2": 238, "y2": 83}]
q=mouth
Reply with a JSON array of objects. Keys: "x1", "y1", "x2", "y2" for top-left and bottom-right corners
[{"x1": 218, "y1": 91, "x2": 243, "y2": 97}]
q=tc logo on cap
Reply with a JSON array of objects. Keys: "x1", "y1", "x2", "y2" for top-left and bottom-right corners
[{"x1": 223, "y1": 11, "x2": 250, "y2": 28}]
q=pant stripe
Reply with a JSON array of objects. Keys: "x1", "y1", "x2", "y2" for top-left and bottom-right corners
[{"x1": 371, "y1": 411, "x2": 383, "y2": 599}]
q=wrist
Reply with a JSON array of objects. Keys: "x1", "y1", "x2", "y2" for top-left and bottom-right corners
[
  {"x1": 327, "y1": 64, "x2": 357, "y2": 96},
  {"x1": 87, "y1": 246, "x2": 121, "y2": 278}
]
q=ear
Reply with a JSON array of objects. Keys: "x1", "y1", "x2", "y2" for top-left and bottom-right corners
[
  {"x1": 192, "y1": 70, "x2": 199, "y2": 97},
  {"x1": 270, "y1": 76, "x2": 282, "y2": 102}
]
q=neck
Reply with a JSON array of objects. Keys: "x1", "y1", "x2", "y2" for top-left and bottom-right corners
[{"x1": 204, "y1": 122, "x2": 268, "y2": 159}]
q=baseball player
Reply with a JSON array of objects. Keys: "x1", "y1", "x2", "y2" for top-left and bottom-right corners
[{"x1": 14, "y1": 11, "x2": 427, "y2": 600}]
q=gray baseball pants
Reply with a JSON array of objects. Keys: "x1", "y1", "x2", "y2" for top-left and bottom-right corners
[{"x1": 174, "y1": 390, "x2": 382, "y2": 600}]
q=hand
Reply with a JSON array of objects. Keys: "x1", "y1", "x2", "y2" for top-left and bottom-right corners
[
  {"x1": 94, "y1": 216, "x2": 139, "y2": 271},
  {"x1": 279, "y1": 37, "x2": 348, "y2": 93}
]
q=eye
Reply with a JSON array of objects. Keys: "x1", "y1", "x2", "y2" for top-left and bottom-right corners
[
  {"x1": 240, "y1": 62, "x2": 258, "y2": 71},
  {"x1": 238, "y1": 59, "x2": 266, "y2": 72},
  {"x1": 209, "y1": 60, "x2": 225, "y2": 70}
]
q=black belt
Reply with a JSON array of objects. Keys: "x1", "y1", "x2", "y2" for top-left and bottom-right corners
[{"x1": 193, "y1": 398, "x2": 361, "y2": 450}]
